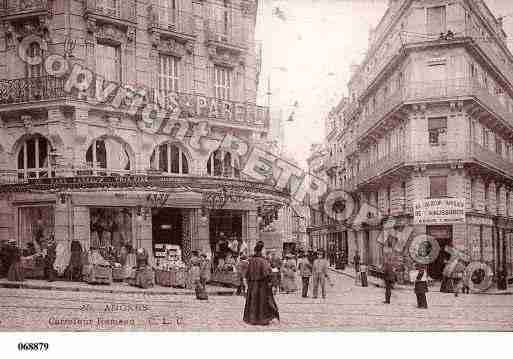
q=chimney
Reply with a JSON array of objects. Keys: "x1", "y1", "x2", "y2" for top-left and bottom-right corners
[{"x1": 350, "y1": 62, "x2": 359, "y2": 76}]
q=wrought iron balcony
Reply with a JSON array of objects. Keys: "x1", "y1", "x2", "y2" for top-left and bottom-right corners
[
  {"x1": 204, "y1": 18, "x2": 247, "y2": 51},
  {"x1": 0, "y1": 76, "x2": 67, "y2": 105},
  {"x1": 147, "y1": 5, "x2": 195, "y2": 41},
  {"x1": 84, "y1": 0, "x2": 136, "y2": 24},
  {"x1": 357, "y1": 149, "x2": 407, "y2": 185},
  {"x1": 469, "y1": 141, "x2": 513, "y2": 179},
  {"x1": 0, "y1": 0, "x2": 49, "y2": 19}
]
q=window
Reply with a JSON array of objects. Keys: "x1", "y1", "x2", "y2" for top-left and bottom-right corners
[
  {"x1": 496, "y1": 136, "x2": 503, "y2": 156},
  {"x1": 214, "y1": 66, "x2": 231, "y2": 100},
  {"x1": 158, "y1": 54, "x2": 179, "y2": 93},
  {"x1": 85, "y1": 138, "x2": 131, "y2": 176},
  {"x1": 150, "y1": 143, "x2": 188, "y2": 174},
  {"x1": 470, "y1": 178, "x2": 475, "y2": 208},
  {"x1": 469, "y1": 62, "x2": 477, "y2": 78},
  {"x1": 159, "y1": 0, "x2": 177, "y2": 27},
  {"x1": 429, "y1": 176, "x2": 447, "y2": 198},
  {"x1": 223, "y1": 0, "x2": 230, "y2": 34},
  {"x1": 427, "y1": 5, "x2": 446, "y2": 35},
  {"x1": 27, "y1": 42, "x2": 43, "y2": 78},
  {"x1": 101, "y1": 0, "x2": 121, "y2": 17},
  {"x1": 428, "y1": 117, "x2": 447, "y2": 146},
  {"x1": 96, "y1": 43, "x2": 121, "y2": 82},
  {"x1": 17, "y1": 135, "x2": 54, "y2": 179},
  {"x1": 207, "y1": 150, "x2": 240, "y2": 178},
  {"x1": 483, "y1": 129, "x2": 489, "y2": 148}
]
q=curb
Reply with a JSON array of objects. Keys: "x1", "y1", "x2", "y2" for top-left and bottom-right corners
[
  {"x1": 328, "y1": 268, "x2": 513, "y2": 295},
  {"x1": 0, "y1": 281, "x2": 236, "y2": 296}
]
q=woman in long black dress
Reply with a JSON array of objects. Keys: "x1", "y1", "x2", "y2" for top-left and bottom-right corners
[{"x1": 243, "y1": 241, "x2": 279, "y2": 326}]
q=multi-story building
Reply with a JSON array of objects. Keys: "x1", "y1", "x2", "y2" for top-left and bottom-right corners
[
  {"x1": 327, "y1": 0, "x2": 513, "y2": 281},
  {"x1": 0, "y1": 0, "x2": 289, "y2": 264}
]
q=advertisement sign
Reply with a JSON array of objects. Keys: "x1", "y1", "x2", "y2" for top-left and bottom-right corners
[{"x1": 413, "y1": 198, "x2": 466, "y2": 225}]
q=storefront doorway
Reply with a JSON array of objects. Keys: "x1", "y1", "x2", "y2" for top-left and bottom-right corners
[
  {"x1": 209, "y1": 210, "x2": 243, "y2": 266},
  {"x1": 18, "y1": 205, "x2": 54, "y2": 252},
  {"x1": 152, "y1": 208, "x2": 183, "y2": 247},
  {"x1": 427, "y1": 225, "x2": 452, "y2": 280}
]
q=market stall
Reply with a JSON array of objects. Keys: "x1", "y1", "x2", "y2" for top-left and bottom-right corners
[{"x1": 154, "y1": 244, "x2": 186, "y2": 287}]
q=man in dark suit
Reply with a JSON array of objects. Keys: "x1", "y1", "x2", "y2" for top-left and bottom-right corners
[
  {"x1": 414, "y1": 264, "x2": 428, "y2": 309},
  {"x1": 383, "y1": 263, "x2": 395, "y2": 304}
]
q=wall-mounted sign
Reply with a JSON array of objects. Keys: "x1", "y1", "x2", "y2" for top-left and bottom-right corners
[{"x1": 413, "y1": 198, "x2": 466, "y2": 225}]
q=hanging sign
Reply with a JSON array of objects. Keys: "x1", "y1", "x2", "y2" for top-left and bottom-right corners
[{"x1": 413, "y1": 198, "x2": 466, "y2": 225}]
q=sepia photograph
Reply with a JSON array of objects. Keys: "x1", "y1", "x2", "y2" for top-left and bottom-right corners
[{"x1": 0, "y1": 0, "x2": 513, "y2": 354}]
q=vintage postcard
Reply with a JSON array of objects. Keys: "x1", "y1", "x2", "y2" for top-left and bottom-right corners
[{"x1": 0, "y1": 0, "x2": 513, "y2": 343}]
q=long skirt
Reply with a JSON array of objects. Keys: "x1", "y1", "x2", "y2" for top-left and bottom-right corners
[
  {"x1": 7, "y1": 262, "x2": 24, "y2": 282},
  {"x1": 281, "y1": 272, "x2": 298, "y2": 293},
  {"x1": 243, "y1": 280, "x2": 280, "y2": 325}
]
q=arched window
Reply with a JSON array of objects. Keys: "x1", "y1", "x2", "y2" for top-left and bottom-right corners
[
  {"x1": 150, "y1": 143, "x2": 189, "y2": 174},
  {"x1": 17, "y1": 135, "x2": 54, "y2": 179},
  {"x1": 206, "y1": 150, "x2": 240, "y2": 178},
  {"x1": 86, "y1": 137, "x2": 131, "y2": 176}
]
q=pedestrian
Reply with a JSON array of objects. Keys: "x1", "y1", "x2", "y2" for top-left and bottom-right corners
[
  {"x1": 269, "y1": 252, "x2": 282, "y2": 295},
  {"x1": 414, "y1": 264, "x2": 428, "y2": 309},
  {"x1": 199, "y1": 252, "x2": 211, "y2": 292},
  {"x1": 354, "y1": 252, "x2": 361, "y2": 285},
  {"x1": 243, "y1": 241, "x2": 280, "y2": 326},
  {"x1": 44, "y1": 239, "x2": 57, "y2": 282},
  {"x1": 236, "y1": 254, "x2": 249, "y2": 296},
  {"x1": 66, "y1": 239, "x2": 83, "y2": 281},
  {"x1": 7, "y1": 240, "x2": 24, "y2": 282},
  {"x1": 190, "y1": 251, "x2": 206, "y2": 300},
  {"x1": 312, "y1": 250, "x2": 331, "y2": 299},
  {"x1": 383, "y1": 263, "x2": 395, "y2": 304},
  {"x1": 281, "y1": 254, "x2": 298, "y2": 293},
  {"x1": 298, "y1": 253, "x2": 312, "y2": 297}
]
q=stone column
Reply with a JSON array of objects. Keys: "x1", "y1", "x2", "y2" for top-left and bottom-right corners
[
  {"x1": 73, "y1": 206, "x2": 90, "y2": 251},
  {"x1": 247, "y1": 210, "x2": 258, "y2": 254},
  {"x1": 0, "y1": 198, "x2": 14, "y2": 243},
  {"x1": 193, "y1": 208, "x2": 211, "y2": 256},
  {"x1": 136, "y1": 214, "x2": 154, "y2": 265},
  {"x1": 54, "y1": 194, "x2": 71, "y2": 245}
]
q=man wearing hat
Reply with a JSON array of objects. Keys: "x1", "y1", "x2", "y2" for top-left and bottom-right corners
[
  {"x1": 312, "y1": 250, "x2": 331, "y2": 299},
  {"x1": 413, "y1": 264, "x2": 428, "y2": 309}
]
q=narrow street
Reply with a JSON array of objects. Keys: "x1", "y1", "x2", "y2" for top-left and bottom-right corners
[{"x1": 1, "y1": 272, "x2": 511, "y2": 331}]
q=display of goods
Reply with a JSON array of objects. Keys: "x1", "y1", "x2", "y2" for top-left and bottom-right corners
[
  {"x1": 112, "y1": 266, "x2": 126, "y2": 282},
  {"x1": 155, "y1": 268, "x2": 186, "y2": 288},
  {"x1": 211, "y1": 270, "x2": 240, "y2": 287},
  {"x1": 133, "y1": 267, "x2": 155, "y2": 289},
  {"x1": 83, "y1": 264, "x2": 112, "y2": 284},
  {"x1": 20, "y1": 255, "x2": 46, "y2": 279}
]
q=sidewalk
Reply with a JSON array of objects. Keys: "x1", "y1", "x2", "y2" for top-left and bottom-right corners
[
  {"x1": 0, "y1": 278, "x2": 236, "y2": 296},
  {"x1": 329, "y1": 266, "x2": 513, "y2": 295}
]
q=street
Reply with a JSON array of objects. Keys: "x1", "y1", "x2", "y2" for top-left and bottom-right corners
[{"x1": 0, "y1": 272, "x2": 512, "y2": 331}]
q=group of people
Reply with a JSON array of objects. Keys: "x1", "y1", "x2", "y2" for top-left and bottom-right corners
[{"x1": 382, "y1": 263, "x2": 429, "y2": 309}]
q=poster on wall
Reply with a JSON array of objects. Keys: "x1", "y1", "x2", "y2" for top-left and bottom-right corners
[{"x1": 413, "y1": 198, "x2": 466, "y2": 225}]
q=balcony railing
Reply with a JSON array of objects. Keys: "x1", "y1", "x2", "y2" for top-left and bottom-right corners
[
  {"x1": 349, "y1": 19, "x2": 513, "y2": 120},
  {"x1": 0, "y1": 76, "x2": 67, "y2": 104},
  {"x1": 356, "y1": 78, "x2": 513, "y2": 140},
  {"x1": 469, "y1": 141, "x2": 513, "y2": 178},
  {"x1": 85, "y1": 0, "x2": 136, "y2": 23},
  {"x1": 204, "y1": 18, "x2": 247, "y2": 50},
  {"x1": 147, "y1": 5, "x2": 195, "y2": 38},
  {"x1": 0, "y1": 0, "x2": 49, "y2": 17},
  {"x1": 357, "y1": 149, "x2": 407, "y2": 185}
]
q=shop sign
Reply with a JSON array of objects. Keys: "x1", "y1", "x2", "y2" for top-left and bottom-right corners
[{"x1": 413, "y1": 198, "x2": 466, "y2": 225}]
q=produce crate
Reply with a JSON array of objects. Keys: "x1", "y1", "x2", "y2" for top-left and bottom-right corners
[
  {"x1": 210, "y1": 270, "x2": 240, "y2": 287},
  {"x1": 83, "y1": 264, "x2": 112, "y2": 284},
  {"x1": 155, "y1": 268, "x2": 186, "y2": 287}
]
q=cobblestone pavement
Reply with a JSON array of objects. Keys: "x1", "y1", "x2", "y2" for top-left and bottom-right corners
[{"x1": 0, "y1": 273, "x2": 512, "y2": 331}]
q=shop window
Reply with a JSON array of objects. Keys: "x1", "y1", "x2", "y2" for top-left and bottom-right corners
[
  {"x1": 85, "y1": 138, "x2": 131, "y2": 176},
  {"x1": 429, "y1": 176, "x2": 447, "y2": 198},
  {"x1": 96, "y1": 43, "x2": 121, "y2": 83},
  {"x1": 214, "y1": 65, "x2": 231, "y2": 100},
  {"x1": 206, "y1": 150, "x2": 240, "y2": 178},
  {"x1": 18, "y1": 206, "x2": 54, "y2": 252},
  {"x1": 150, "y1": 143, "x2": 189, "y2": 174},
  {"x1": 158, "y1": 54, "x2": 180, "y2": 93},
  {"x1": 90, "y1": 207, "x2": 133, "y2": 254},
  {"x1": 428, "y1": 117, "x2": 447, "y2": 146},
  {"x1": 17, "y1": 135, "x2": 54, "y2": 179},
  {"x1": 427, "y1": 5, "x2": 446, "y2": 35}
]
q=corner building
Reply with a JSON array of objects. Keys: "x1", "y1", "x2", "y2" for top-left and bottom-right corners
[
  {"x1": 0, "y1": 0, "x2": 288, "y2": 263},
  {"x1": 326, "y1": 0, "x2": 513, "y2": 281}
]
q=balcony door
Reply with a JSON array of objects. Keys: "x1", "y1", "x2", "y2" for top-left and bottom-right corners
[
  {"x1": 427, "y1": 5, "x2": 446, "y2": 35},
  {"x1": 159, "y1": 0, "x2": 177, "y2": 28}
]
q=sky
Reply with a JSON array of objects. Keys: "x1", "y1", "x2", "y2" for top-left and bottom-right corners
[{"x1": 255, "y1": 0, "x2": 513, "y2": 167}]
